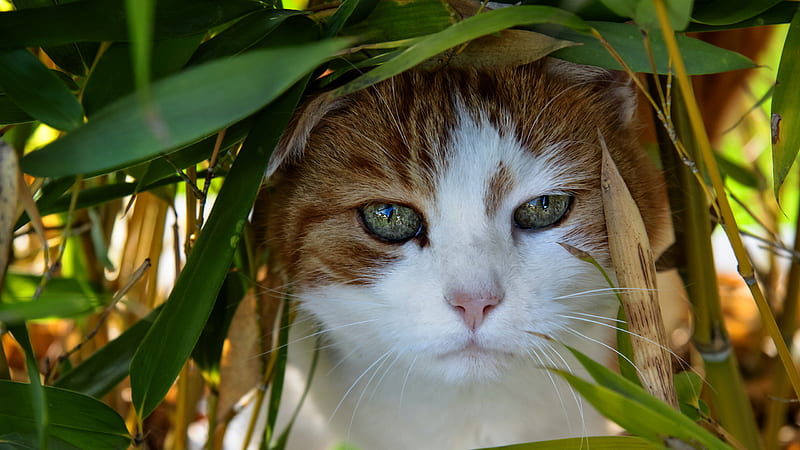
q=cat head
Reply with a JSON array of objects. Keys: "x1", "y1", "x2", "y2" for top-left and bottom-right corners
[{"x1": 257, "y1": 59, "x2": 670, "y2": 382}]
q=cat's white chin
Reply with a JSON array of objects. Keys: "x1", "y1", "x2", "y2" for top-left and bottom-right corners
[{"x1": 431, "y1": 340, "x2": 520, "y2": 384}]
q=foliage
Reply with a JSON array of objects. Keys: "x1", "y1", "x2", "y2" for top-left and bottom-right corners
[{"x1": 0, "y1": 0, "x2": 798, "y2": 449}]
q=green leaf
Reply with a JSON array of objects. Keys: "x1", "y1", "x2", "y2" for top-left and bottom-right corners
[
  {"x1": 125, "y1": 0, "x2": 155, "y2": 93},
  {"x1": 340, "y1": 0, "x2": 452, "y2": 42},
  {"x1": 673, "y1": 371, "x2": 704, "y2": 420},
  {"x1": 0, "y1": 381, "x2": 131, "y2": 449},
  {"x1": 0, "y1": 0, "x2": 260, "y2": 48},
  {"x1": 1, "y1": 273, "x2": 108, "y2": 324},
  {"x1": 325, "y1": 0, "x2": 380, "y2": 37},
  {"x1": 188, "y1": 10, "x2": 308, "y2": 66},
  {"x1": 550, "y1": 21, "x2": 756, "y2": 74},
  {"x1": 692, "y1": 0, "x2": 783, "y2": 25},
  {"x1": 0, "y1": 49, "x2": 84, "y2": 131},
  {"x1": 334, "y1": 5, "x2": 590, "y2": 96},
  {"x1": 483, "y1": 436, "x2": 658, "y2": 449},
  {"x1": 191, "y1": 271, "x2": 247, "y2": 387},
  {"x1": 21, "y1": 39, "x2": 347, "y2": 178},
  {"x1": 130, "y1": 77, "x2": 314, "y2": 419},
  {"x1": 0, "y1": 93, "x2": 34, "y2": 124},
  {"x1": 772, "y1": 6, "x2": 800, "y2": 198},
  {"x1": 55, "y1": 306, "x2": 162, "y2": 398},
  {"x1": 599, "y1": 0, "x2": 692, "y2": 31},
  {"x1": 6, "y1": 325, "x2": 47, "y2": 449},
  {"x1": 82, "y1": 35, "x2": 204, "y2": 117},
  {"x1": 558, "y1": 348, "x2": 730, "y2": 450},
  {"x1": 687, "y1": 1, "x2": 799, "y2": 31}
]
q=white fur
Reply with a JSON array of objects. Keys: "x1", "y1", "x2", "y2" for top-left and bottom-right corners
[{"x1": 226, "y1": 108, "x2": 621, "y2": 450}]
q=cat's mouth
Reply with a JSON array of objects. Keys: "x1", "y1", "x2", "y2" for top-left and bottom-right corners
[{"x1": 439, "y1": 338, "x2": 511, "y2": 360}]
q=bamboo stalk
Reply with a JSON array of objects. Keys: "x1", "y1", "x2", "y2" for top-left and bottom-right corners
[
  {"x1": 661, "y1": 79, "x2": 762, "y2": 450},
  {"x1": 600, "y1": 135, "x2": 677, "y2": 408},
  {"x1": 653, "y1": 0, "x2": 800, "y2": 402}
]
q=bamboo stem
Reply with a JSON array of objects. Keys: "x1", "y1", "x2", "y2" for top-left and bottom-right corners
[{"x1": 653, "y1": 0, "x2": 800, "y2": 402}]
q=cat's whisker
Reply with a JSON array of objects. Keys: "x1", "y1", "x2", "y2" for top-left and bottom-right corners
[
  {"x1": 330, "y1": 349, "x2": 393, "y2": 425},
  {"x1": 526, "y1": 348, "x2": 573, "y2": 432},
  {"x1": 398, "y1": 355, "x2": 418, "y2": 412},
  {"x1": 254, "y1": 319, "x2": 380, "y2": 358},
  {"x1": 562, "y1": 327, "x2": 643, "y2": 379},
  {"x1": 347, "y1": 351, "x2": 395, "y2": 439},
  {"x1": 369, "y1": 353, "x2": 402, "y2": 403},
  {"x1": 557, "y1": 314, "x2": 690, "y2": 368},
  {"x1": 551, "y1": 287, "x2": 660, "y2": 301},
  {"x1": 327, "y1": 345, "x2": 362, "y2": 376},
  {"x1": 569, "y1": 310, "x2": 627, "y2": 324},
  {"x1": 540, "y1": 342, "x2": 586, "y2": 440}
]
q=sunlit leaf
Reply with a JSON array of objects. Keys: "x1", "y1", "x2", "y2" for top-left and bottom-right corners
[
  {"x1": 335, "y1": 5, "x2": 590, "y2": 96},
  {"x1": 130, "y1": 77, "x2": 316, "y2": 419},
  {"x1": 22, "y1": 39, "x2": 347, "y2": 177},
  {"x1": 771, "y1": 6, "x2": 800, "y2": 198},
  {"x1": 1, "y1": 273, "x2": 108, "y2": 324},
  {"x1": 485, "y1": 436, "x2": 658, "y2": 449},
  {"x1": 557, "y1": 348, "x2": 731, "y2": 450},
  {"x1": 599, "y1": 0, "x2": 692, "y2": 30}
]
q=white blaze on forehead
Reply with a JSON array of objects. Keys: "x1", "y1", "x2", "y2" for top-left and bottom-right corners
[{"x1": 424, "y1": 108, "x2": 566, "y2": 289}]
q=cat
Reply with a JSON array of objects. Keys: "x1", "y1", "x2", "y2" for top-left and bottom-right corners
[{"x1": 250, "y1": 58, "x2": 672, "y2": 450}]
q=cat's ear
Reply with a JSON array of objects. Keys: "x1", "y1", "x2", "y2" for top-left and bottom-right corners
[
  {"x1": 266, "y1": 92, "x2": 341, "y2": 179},
  {"x1": 543, "y1": 58, "x2": 637, "y2": 125}
]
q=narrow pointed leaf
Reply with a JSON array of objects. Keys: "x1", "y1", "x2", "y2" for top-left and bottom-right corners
[
  {"x1": 0, "y1": 0, "x2": 260, "y2": 48},
  {"x1": 55, "y1": 306, "x2": 162, "y2": 398},
  {"x1": 692, "y1": 0, "x2": 783, "y2": 25},
  {"x1": 0, "y1": 49, "x2": 84, "y2": 131},
  {"x1": 1, "y1": 273, "x2": 108, "y2": 324},
  {"x1": 486, "y1": 436, "x2": 657, "y2": 449},
  {"x1": 772, "y1": 7, "x2": 800, "y2": 198},
  {"x1": 551, "y1": 21, "x2": 756, "y2": 74},
  {"x1": 130, "y1": 78, "x2": 315, "y2": 420},
  {"x1": 21, "y1": 39, "x2": 347, "y2": 177},
  {"x1": 0, "y1": 381, "x2": 131, "y2": 449},
  {"x1": 334, "y1": 5, "x2": 590, "y2": 96},
  {"x1": 557, "y1": 347, "x2": 730, "y2": 450}
]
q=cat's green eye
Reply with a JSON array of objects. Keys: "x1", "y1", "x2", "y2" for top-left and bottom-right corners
[
  {"x1": 514, "y1": 195, "x2": 572, "y2": 230},
  {"x1": 360, "y1": 203, "x2": 423, "y2": 243}
]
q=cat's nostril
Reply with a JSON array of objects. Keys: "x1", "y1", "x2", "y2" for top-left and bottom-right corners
[{"x1": 447, "y1": 291, "x2": 503, "y2": 330}]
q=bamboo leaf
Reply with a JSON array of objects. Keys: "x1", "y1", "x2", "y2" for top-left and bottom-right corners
[
  {"x1": 692, "y1": 0, "x2": 783, "y2": 25},
  {"x1": 0, "y1": 49, "x2": 84, "y2": 131},
  {"x1": 1, "y1": 273, "x2": 108, "y2": 324},
  {"x1": 0, "y1": 381, "x2": 131, "y2": 449},
  {"x1": 82, "y1": 35, "x2": 203, "y2": 117},
  {"x1": 130, "y1": 77, "x2": 316, "y2": 420},
  {"x1": 0, "y1": 93, "x2": 34, "y2": 124},
  {"x1": 340, "y1": 0, "x2": 453, "y2": 42},
  {"x1": 0, "y1": 0, "x2": 260, "y2": 48},
  {"x1": 334, "y1": 5, "x2": 590, "y2": 96},
  {"x1": 771, "y1": 6, "x2": 800, "y2": 198},
  {"x1": 125, "y1": 0, "x2": 155, "y2": 93},
  {"x1": 557, "y1": 348, "x2": 731, "y2": 450},
  {"x1": 599, "y1": 0, "x2": 692, "y2": 30},
  {"x1": 55, "y1": 306, "x2": 162, "y2": 398},
  {"x1": 21, "y1": 39, "x2": 348, "y2": 178},
  {"x1": 485, "y1": 436, "x2": 658, "y2": 449},
  {"x1": 6, "y1": 325, "x2": 47, "y2": 449},
  {"x1": 551, "y1": 21, "x2": 756, "y2": 74}
]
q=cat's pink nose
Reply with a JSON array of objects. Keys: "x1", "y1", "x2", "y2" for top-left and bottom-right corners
[{"x1": 447, "y1": 291, "x2": 503, "y2": 330}]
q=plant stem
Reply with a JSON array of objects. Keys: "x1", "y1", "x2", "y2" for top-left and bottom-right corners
[{"x1": 653, "y1": 0, "x2": 800, "y2": 402}]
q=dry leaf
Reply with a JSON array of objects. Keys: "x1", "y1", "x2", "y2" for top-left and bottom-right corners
[
  {"x1": 420, "y1": 29, "x2": 578, "y2": 70},
  {"x1": 600, "y1": 131, "x2": 677, "y2": 408},
  {"x1": 0, "y1": 141, "x2": 18, "y2": 289}
]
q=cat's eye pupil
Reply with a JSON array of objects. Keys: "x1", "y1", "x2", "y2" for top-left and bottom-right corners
[
  {"x1": 514, "y1": 195, "x2": 572, "y2": 230},
  {"x1": 360, "y1": 203, "x2": 422, "y2": 243}
]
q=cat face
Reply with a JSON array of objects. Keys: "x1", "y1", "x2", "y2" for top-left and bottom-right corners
[{"x1": 260, "y1": 60, "x2": 669, "y2": 384}]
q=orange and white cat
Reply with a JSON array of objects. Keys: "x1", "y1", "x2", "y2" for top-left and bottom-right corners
[{"x1": 248, "y1": 58, "x2": 671, "y2": 449}]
